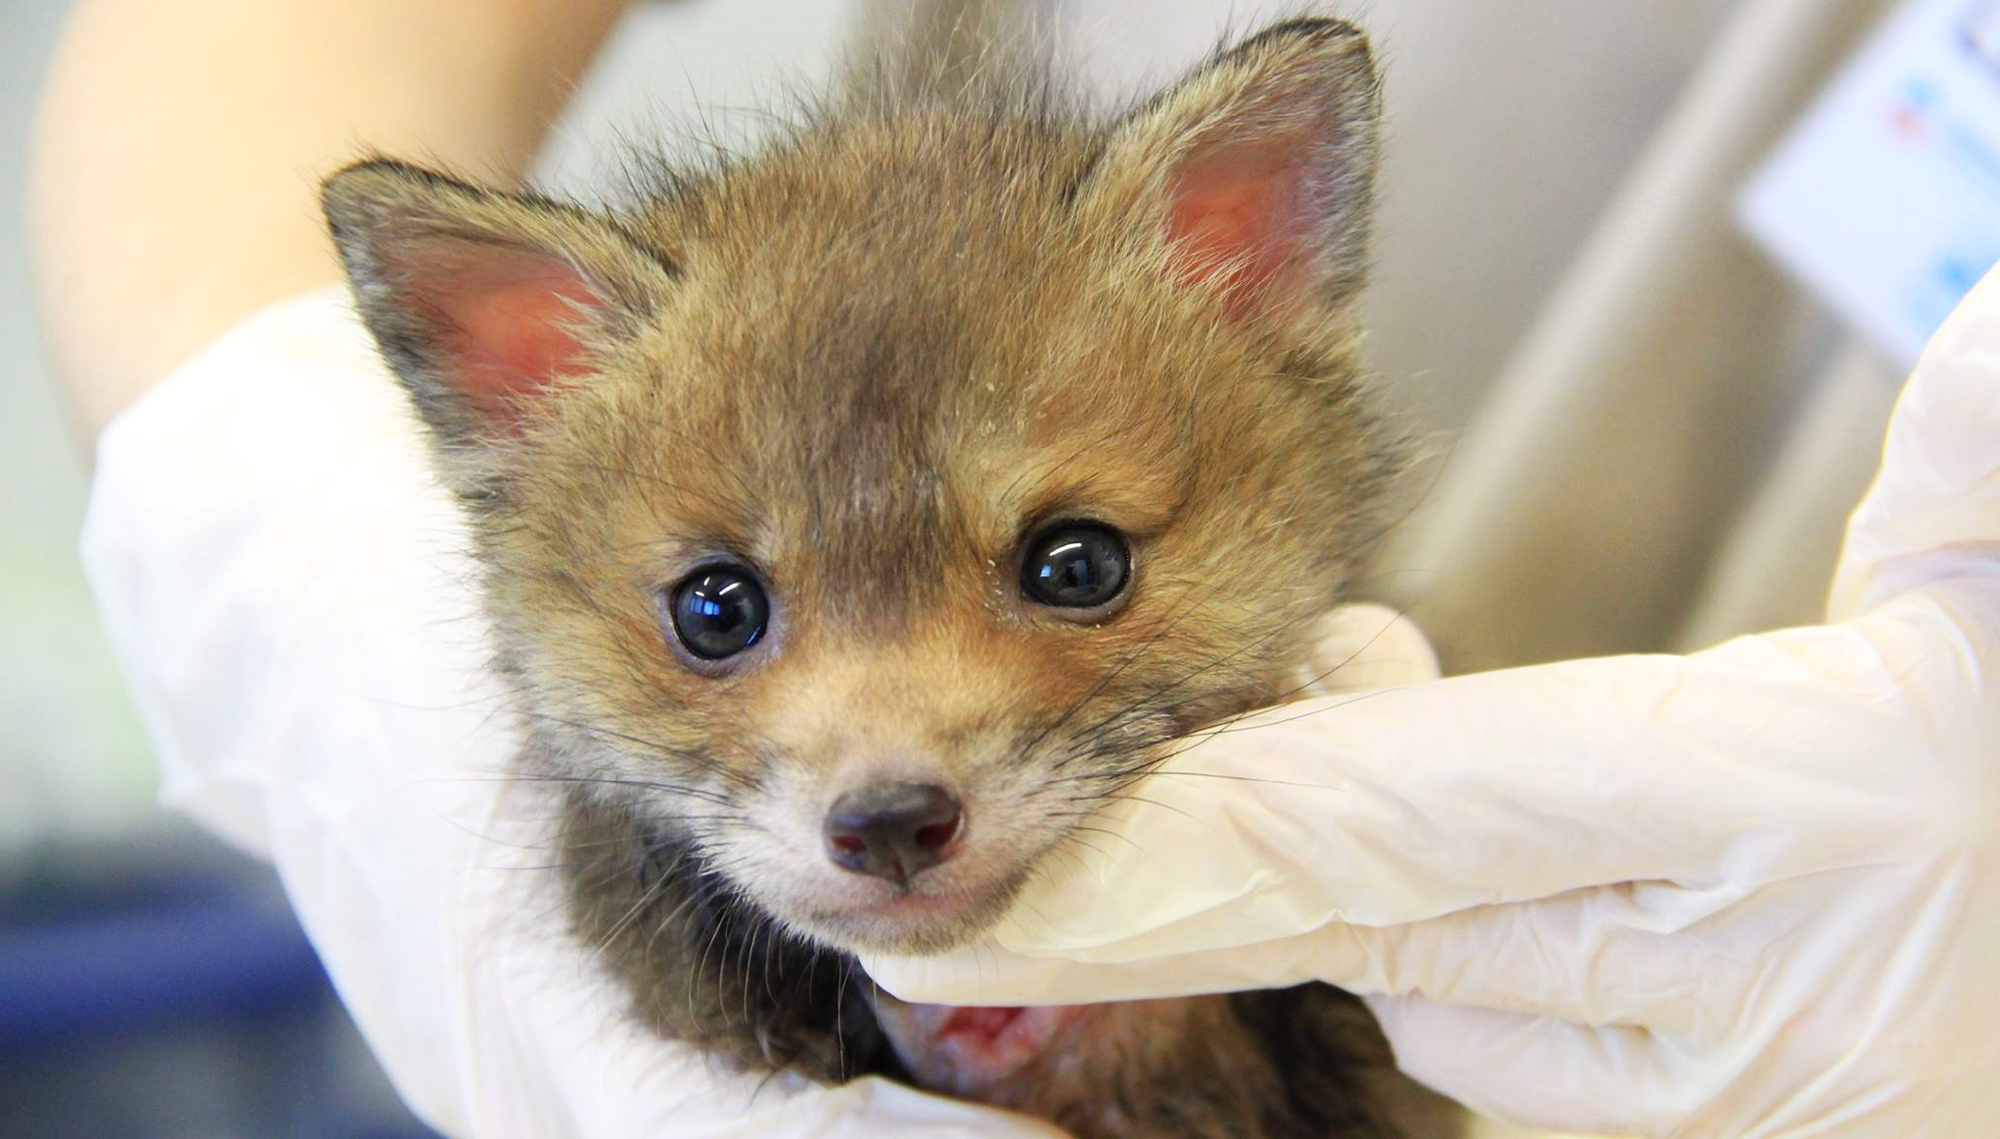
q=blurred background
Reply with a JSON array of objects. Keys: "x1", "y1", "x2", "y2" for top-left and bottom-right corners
[{"x1": 5, "y1": 0, "x2": 1984, "y2": 1134}]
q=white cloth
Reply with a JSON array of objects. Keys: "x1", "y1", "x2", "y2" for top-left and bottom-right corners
[
  {"x1": 865, "y1": 266, "x2": 2000, "y2": 1137},
  {"x1": 80, "y1": 288, "x2": 1548, "y2": 1137}
]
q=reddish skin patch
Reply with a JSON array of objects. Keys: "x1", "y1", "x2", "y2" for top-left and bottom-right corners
[
  {"x1": 412, "y1": 240, "x2": 604, "y2": 422},
  {"x1": 942, "y1": 1005, "x2": 1027, "y2": 1038},
  {"x1": 450, "y1": 273, "x2": 597, "y2": 396},
  {"x1": 1166, "y1": 143, "x2": 1308, "y2": 323},
  {"x1": 874, "y1": 997, "x2": 1089, "y2": 1097}
]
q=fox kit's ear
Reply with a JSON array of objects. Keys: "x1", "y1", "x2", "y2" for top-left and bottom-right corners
[
  {"x1": 1080, "y1": 19, "x2": 1379, "y2": 331},
  {"x1": 321, "y1": 160, "x2": 672, "y2": 478}
]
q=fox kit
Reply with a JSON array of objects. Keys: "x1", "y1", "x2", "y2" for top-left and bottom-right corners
[{"x1": 324, "y1": 13, "x2": 1458, "y2": 1139}]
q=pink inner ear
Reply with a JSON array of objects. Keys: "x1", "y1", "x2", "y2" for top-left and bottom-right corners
[
  {"x1": 1164, "y1": 142, "x2": 1311, "y2": 323},
  {"x1": 412, "y1": 239, "x2": 604, "y2": 418}
]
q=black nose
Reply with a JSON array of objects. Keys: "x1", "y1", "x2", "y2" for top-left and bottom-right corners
[{"x1": 824, "y1": 782, "x2": 962, "y2": 886}]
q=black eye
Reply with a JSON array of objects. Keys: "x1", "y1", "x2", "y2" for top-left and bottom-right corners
[
  {"x1": 1020, "y1": 523, "x2": 1130, "y2": 610},
  {"x1": 667, "y1": 567, "x2": 770, "y2": 660}
]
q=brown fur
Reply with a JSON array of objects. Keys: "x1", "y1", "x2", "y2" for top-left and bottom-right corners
[{"x1": 324, "y1": 17, "x2": 1458, "y2": 1139}]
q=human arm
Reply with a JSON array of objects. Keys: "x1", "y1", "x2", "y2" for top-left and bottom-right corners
[
  {"x1": 29, "y1": 0, "x2": 632, "y2": 448},
  {"x1": 863, "y1": 268, "x2": 2000, "y2": 1136}
]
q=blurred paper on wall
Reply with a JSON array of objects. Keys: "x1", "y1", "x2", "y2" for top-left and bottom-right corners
[{"x1": 1741, "y1": 0, "x2": 2000, "y2": 369}]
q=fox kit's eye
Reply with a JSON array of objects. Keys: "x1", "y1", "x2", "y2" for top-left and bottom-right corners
[
  {"x1": 666, "y1": 566, "x2": 770, "y2": 661},
  {"x1": 1020, "y1": 524, "x2": 1131, "y2": 613}
]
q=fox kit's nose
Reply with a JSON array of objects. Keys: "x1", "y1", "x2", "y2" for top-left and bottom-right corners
[{"x1": 824, "y1": 782, "x2": 962, "y2": 886}]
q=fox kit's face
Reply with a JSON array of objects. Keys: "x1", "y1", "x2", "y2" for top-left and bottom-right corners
[{"x1": 328, "y1": 23, "x2": 1382, "y2": 954}]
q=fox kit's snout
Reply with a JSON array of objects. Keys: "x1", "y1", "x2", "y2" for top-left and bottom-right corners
[{"x1": 325, "y1": 17, "x2": 1450, "y2": 1139}]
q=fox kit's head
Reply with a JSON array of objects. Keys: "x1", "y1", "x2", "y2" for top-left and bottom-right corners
[{"x1": 325, "y1": 20, "x2": 1385, "y2": 954}]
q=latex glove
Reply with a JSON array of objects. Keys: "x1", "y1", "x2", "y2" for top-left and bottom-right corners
[
  {"x1": 863, "y1": 268, "x2": 2000, "y2": 1137},
  {"x1": 79, "y1": 290, "x2": 1062, "y2": 1139}
]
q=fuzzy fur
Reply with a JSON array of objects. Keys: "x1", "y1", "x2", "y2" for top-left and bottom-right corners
[{"x1": 324, "y1": 16, "x2": 1458, "y2": 1139}]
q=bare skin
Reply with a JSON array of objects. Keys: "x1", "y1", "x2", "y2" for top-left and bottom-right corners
[{"x1": 28, "y1": 0, "x2": 636, "y2": 450}]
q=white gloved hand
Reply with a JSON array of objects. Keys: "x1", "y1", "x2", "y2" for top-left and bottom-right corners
[
  {"x1": 863, "y1": 269, "x2": 2000, "y2": 1138},
  {"x1": 80, "y1": 290, "x2": 1061, "y2": 1139}
]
